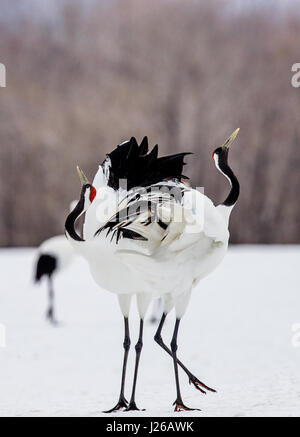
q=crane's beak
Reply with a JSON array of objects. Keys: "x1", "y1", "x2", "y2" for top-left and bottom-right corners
[
  {"x1": 222, "y1": 128, "x2": 240, "y2": 149},
  {"x1": 77, "y1": 166, "x2": 90, "y2": 186}
]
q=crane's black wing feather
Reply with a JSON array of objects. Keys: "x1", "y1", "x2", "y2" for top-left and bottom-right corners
[{"x1": 105, "y1": 137, "x2": 191, "y2": 190}]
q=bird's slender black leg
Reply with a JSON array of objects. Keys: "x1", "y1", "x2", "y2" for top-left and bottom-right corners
[
  {"x1": 171, "y1": 319, "x2": 200, "y2": 412},
  {"x1": 46, "y1": 276, "x2": 57, "y2": 325},
  {"x1": 154, "y1": 313, "x2": 216, "y2": 394},
  {"x1": 126, "y1": 319, "x2": 145, "y2": 411},
  {"x1": 104, "y1": 317, "x2": 130, "y2": 413}
]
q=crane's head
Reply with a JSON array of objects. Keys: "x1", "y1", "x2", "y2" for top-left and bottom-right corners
[
  {"x1": 77, "y1": 166, "x2": 97, "y2": 206},
  {"x1": 65, "y1": 167, "x2": 97, "y2": 242},
  {"x1": 212, "y1": 128, "x2": 240, "y2": 164},
  {"x1": 211, "y1": 128, "x2": 240, "y2": 209}
]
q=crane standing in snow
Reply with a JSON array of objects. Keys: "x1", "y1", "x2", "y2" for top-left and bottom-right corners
[
  {"x1": 65, "y1": 130, "x2": 240, "y2": 412},
  {"x1": 35, "y1": 235, "x2": 74, "y2": 325}
]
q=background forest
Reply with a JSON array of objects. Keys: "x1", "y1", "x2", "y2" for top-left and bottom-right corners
[{"x1": 0, "y1": 0, "x2": 299, "y2": 246}]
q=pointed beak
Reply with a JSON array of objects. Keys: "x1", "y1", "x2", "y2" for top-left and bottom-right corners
[
  {"x1": 222, "y1": 128, "x2": 240, "y2": 149},
  {"x1": 77, "y1": 166, "x2": 90, "y2": 186}
]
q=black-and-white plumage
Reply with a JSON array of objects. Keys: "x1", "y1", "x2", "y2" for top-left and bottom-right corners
[
  {"x1": 35, "y1": 235, "x2": 74, "y2": 324},
  {"x1": 65, "y1": 131, "x2": 240, "y2": 412},
  {"x1": 106, "y1": 136, "x2": 190, "y2": 190}
]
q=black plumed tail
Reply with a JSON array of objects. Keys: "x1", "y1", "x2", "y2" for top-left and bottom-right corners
[{"x1": 35, "y1": 254, "x2": 57, "y2": 283}]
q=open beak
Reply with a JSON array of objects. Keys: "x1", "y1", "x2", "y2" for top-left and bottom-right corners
[
  {"x1": 222, "y1": 128, "x2": 240, "y2": 149},
  {"x1": 77, "y1": 166, "x2": 90, "y2": 186}
]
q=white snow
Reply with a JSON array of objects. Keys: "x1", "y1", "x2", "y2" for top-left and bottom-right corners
[{"x1": 0, "y1": 246, "x2": 299, "y2": 417}]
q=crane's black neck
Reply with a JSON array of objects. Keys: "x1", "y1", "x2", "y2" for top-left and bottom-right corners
[
  {"x1": 217, "y1": 149, "x2": 240, "y2": 207},
  {"x1": 65, "y1": 186, "x2": 88, "y2": 242}
]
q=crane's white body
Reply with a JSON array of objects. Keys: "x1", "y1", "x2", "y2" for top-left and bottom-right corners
[{"x1": 68, "y1": 166, "x2": 232, "y2": 318}]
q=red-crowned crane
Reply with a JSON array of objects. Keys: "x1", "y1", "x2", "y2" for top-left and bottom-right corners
[
  {"x1": 65, "y1": 130, "x2": 240, "y2": 412},
  {"x1": 35, "y1": 235, "x2": 74, "y2": 325}
]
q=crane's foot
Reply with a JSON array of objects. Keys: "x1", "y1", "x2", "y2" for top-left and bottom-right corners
[
  {"x1": 173, "y1": 400, "x2": 201, "y2": 412},
  {"x1": 46, "y1": 310, "x2": 58, "y2": 326},
  {"x1": 189, "y1": 375, "x2": 217, "y2": 394},
  {"x1": 103, "y1": 397, "x2": 128, "y2": 413},
  {"x1": 125, "y1": 401, "x2": 145, "y2": 412}
]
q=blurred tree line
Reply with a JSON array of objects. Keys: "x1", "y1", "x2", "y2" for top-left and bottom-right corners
[{"x1": 0, "y1": 0, "x2": 299, "y2": 246}]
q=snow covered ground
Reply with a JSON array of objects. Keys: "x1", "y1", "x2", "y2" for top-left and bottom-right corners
[{"x1": 0, "y1": 246, "x2": 299, "y2": 417}]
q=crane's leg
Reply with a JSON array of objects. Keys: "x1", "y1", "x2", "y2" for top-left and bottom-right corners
[
  {"x1": 171, "y1": 318, "x2": 200, "y2": 412},
  {"x1": 46, "y1": 276, "x2": 57, "y2": 325},
  {"x1": 154, "y1": 294, "x2": 216, "y2": 394},
  {"x1": 104, "y1": 295, "x2": 132, "y2": 413},
  {"x1": 126, "y1": 318, "x2": 144, "y2": 411},
  {"x1": 126, "y1": 294, "x2": 152, "y2": 411}
]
